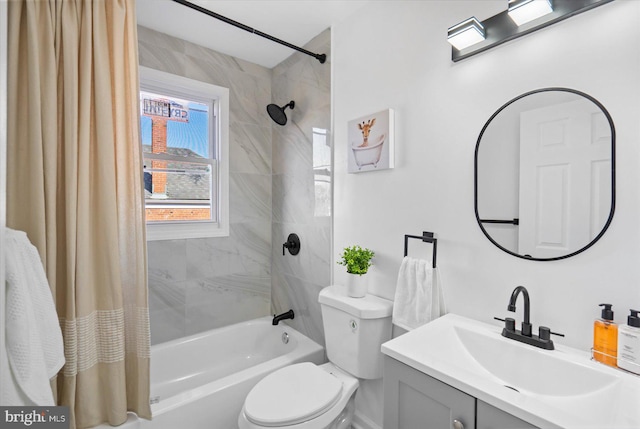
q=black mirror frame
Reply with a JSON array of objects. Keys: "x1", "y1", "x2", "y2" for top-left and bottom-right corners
[{"x1": 474, "y1": 87, "x2": 616, "y2": 261}]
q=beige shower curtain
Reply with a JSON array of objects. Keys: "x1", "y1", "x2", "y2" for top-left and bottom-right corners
[{"x1": 7, "y1": 1, "x2": 151, "y2": 427}]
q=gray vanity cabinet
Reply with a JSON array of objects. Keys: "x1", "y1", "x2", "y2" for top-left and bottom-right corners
[
  {"x1": 383, "y1": 356, "x2": 476, "y2": 429},
  {"x1": 383, "y1": 357, "x2": 539, "y2": 429},
  {"x1": 476, "y1": 400, "x2": 538, "y2": 429}
]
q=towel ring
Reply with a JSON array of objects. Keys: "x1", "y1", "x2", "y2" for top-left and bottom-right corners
[{"x1": 403, "y1": 231, "x2": 437, "y2": 268}]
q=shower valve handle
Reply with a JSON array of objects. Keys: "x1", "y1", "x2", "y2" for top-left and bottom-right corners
[{"x1": 282, "y1": 233, "x2": 301, "y2": 256}]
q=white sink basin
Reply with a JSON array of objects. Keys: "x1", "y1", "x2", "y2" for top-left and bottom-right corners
[
  {"x1": 453, "y1": 324, "x2": 618, "y2": 397},
  {"x1": 382, "y1": 313, "x2": 640, "y2": 429}
]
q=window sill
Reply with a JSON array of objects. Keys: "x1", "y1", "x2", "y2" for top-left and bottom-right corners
[{"x1": 146, "y1": 222, "x2": 229, "y2": 241}]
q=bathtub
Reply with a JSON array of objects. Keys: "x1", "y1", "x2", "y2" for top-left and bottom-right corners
[
  {"x1": 352, "y1": 133, "x2": 386, "y2": 169},
  {"x1": 96, "y1": 316, "x2": 324, "y2": 429}
]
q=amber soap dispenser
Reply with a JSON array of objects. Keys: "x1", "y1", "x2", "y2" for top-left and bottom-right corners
[{"x1": 593, "y1": 303, "x2": 618, "y2": 366}]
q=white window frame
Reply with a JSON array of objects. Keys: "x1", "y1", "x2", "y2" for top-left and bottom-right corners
[{"x1": 139, "y1": 66, "x2": 229, "y2": 240}]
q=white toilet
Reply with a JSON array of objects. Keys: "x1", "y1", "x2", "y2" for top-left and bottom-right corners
[{"x1": 238, "y1": 285, "x2": 393, "y2": 429}]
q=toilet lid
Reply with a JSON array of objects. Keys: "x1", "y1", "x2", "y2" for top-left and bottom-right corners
[{"x1": 244, "y1": 362, "x2": 343, "y2": 427}]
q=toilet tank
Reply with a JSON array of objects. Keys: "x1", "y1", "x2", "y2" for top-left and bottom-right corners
[{"x1": 319, "y1": 285, "x2": 393, "y2": 380}]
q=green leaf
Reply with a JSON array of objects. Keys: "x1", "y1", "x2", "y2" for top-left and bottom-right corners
[{"x1": 337, "y1": 245, "x2": 375, "y2": 275}]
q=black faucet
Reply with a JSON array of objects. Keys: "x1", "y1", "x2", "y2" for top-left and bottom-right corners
[
  {"x1": 272, "y1": 309, "x2": 294, "y2": 325},
  {"x1": 508, "y1": 286, "x2": 532, "y2": 337},
  {"x1": 498, "y1": 286, "x2": 563, "y2": 350}
]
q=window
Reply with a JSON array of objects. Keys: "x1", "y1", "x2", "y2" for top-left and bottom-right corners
[{"x1": 139, "y1": 67, "x2": 229, "y2": 240}]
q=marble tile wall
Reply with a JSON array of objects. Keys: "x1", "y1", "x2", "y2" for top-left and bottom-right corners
[
  {"x1": 138, "y1": 26, "x2": 273, "y2": 345},
  {"x1": 270, "y1": 29, "x2": 332, "y2": 348}
]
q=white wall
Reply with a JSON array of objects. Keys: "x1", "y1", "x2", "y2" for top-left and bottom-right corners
[{"x1": 332, "y1": 1, "x2": 640, "y2": 426}]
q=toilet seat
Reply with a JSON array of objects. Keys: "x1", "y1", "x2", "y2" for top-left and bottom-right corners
[{"x1": 244, "y1": 362, "x2": 343, "y2": 427}]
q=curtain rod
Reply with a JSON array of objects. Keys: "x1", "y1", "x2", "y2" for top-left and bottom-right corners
[{"x1": 171, "y1": 0, "x2": 327, "y2": 64}]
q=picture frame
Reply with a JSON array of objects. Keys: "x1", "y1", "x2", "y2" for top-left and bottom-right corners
[{"x1": 347, "y1": 108, "x2": 394, "y2": 173}]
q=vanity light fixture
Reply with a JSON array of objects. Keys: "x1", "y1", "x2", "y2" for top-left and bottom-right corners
[
  {"x1": 508, "y1": 0, "x2": 553, "y2": 26},
  {"x1": 447, "y1": 17, "x2": 485, "y2": 51},
  {"x1": 450, "y1": 0, "x2": 614, "y2": 62}
]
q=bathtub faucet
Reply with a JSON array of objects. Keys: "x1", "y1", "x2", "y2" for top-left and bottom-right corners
[{"x1": 272, "y1": 309, "x2": 295, "y2": 325}]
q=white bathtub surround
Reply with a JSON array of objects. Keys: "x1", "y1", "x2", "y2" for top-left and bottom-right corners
[
  {"x1": 271, "y1": 29, "x2": 332, "y2": 347},
  {"x1": 94, "y1": 317, "x2": 323, "y2": 429},
  {"x1": 139, "y1": 26, "x2": 333, "y2": 348},
  {"x1": 138, "y1": 26, "x2": 274, "y2": 344},
  {"x1": 271, "y1": 272, "x2": 327, "y2": 348}
]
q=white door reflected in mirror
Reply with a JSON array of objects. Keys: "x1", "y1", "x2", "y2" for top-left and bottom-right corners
[{"x1": 475, "y1": 88, "x2": 615, "y2": 261}]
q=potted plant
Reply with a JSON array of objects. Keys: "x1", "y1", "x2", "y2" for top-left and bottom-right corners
[{"x1": 337, "y1": 245, "x2": 375, "y2": 298}]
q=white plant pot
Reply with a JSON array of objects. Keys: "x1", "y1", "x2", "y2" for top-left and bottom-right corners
[{"x1": 346, "y1": 273, "x2": 369, "y2": 298}]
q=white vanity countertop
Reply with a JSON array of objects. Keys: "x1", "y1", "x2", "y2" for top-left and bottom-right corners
[{"x1": 381, "y1": 313, "x2": 640, "y2": 429}]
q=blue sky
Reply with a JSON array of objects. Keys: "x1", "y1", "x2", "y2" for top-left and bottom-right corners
[{"x1": 141, "y1": 103, "x2": 209, "y2": 158}]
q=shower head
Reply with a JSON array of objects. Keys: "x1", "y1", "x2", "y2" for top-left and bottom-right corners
[{"x1": 267, "y1": 101, "x2": 295, "y2": 126}]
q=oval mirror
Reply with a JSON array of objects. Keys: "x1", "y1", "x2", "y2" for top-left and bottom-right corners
[{"x1": 474, "y1": 88, "x2": 615, "y2": 261}]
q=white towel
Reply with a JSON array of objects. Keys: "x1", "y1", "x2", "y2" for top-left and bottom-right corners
[
  {"x1": 392, "y1": 256, "x2": 446, "y2": 331},
  {"x1": 2, "y1": 227, "x2": 65, "y2": 405}
]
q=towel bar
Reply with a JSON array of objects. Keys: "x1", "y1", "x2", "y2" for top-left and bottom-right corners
[
  {"x1": 479, "y1": 218, "x2": 519, "y2": 225},
  {"x1": 403, "y1": 231, "x2": 437, "y2": 268}
]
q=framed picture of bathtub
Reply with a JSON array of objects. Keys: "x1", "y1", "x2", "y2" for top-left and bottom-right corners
[{"x1": 347, "y1": 109, "x2": 394, "y2": 173}]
